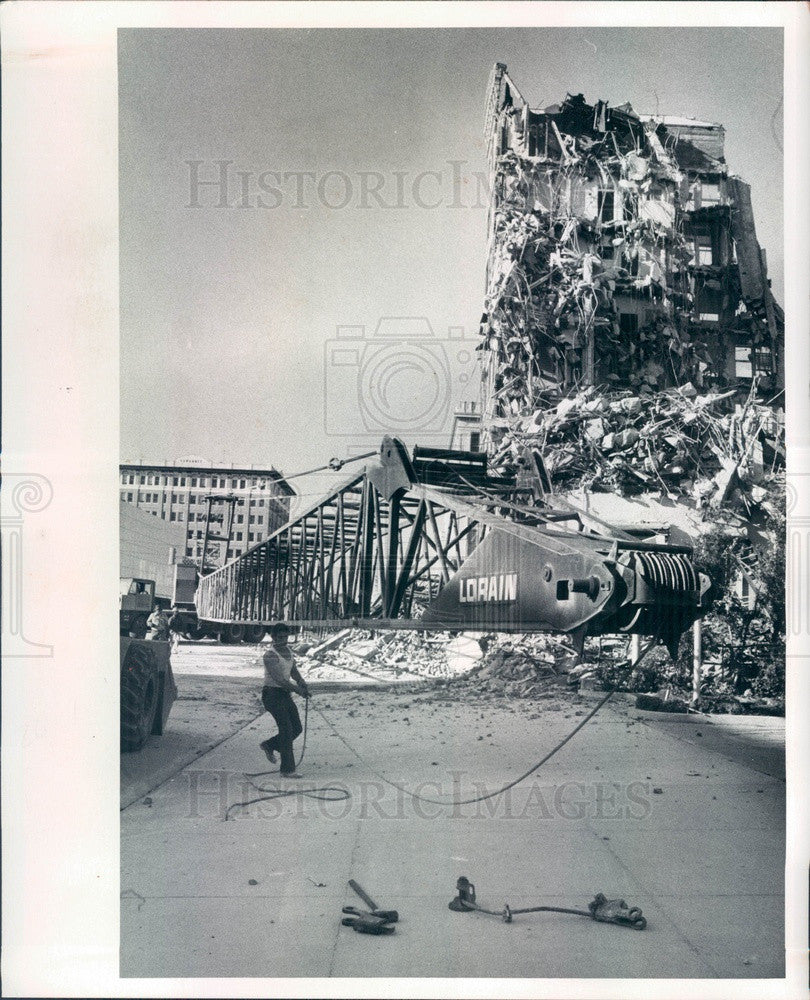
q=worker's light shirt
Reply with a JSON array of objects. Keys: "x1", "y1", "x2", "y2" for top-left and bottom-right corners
[{"x1": 263, "y1": 647, "x2": 294, "y2": 689}]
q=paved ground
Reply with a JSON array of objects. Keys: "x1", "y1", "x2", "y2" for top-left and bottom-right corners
[{"x1": 121, "y1": 645, "x2": 785, "y2": 980}]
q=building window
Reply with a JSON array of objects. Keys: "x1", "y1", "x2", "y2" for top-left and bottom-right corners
[
  {"x1": 249, "y1": 532, "x2": 255, "y2": 541},
  {"x1": 622, "y1": 250, "x2": 640, "y2": 277},
  {"x1": 735, "y1": 346, "x2": 752, "y2": 379},
  {"x1": 738, "y1": 344, "x2": 774, "y2": 379},
  {"x1": 697, "y1": 237, "x2": 713, "y2": 266},
  {"x1": 190, "y1": 477, "x2": 196, "y2": 487},
  {"x1": 700, "y1": 182, "x2": 721, "y2": 207},
  {"x1": 236, "y1": 531, "x2": 243, "y2": 541},
  {"x1": 186, "y1": 545, "x2": 193, "y2": 555},
  {"x1": 753, "y1": 346, "x2": 773, "y2": 376},
  {"x1": 127, "y1": 492, "x2": 133, "y2": 502},
  {"x1": 598, "y1": 188, "x2": 615, "y2": 223},
  {"x1": 240, "y1": 478, "x2": 246, "y2": 489},
  {"x1": 689, "y1": 229, "x2": 714, "y2": 266},
  {"x1": 249, "y1": 515, "x2": 256, "y2": 524},
  {"x1": 170, "y1": 512, "x2": 176, "y2": 521},
  {"x1": 237, "y1": 514, "x2": 244, "y2": 523},
  {"x1": 177, "y1": 512, "x2": 185, "y2": 522},
  {"x1": 696, "y1": 284, "x2": 721, "y2": 323},
  {"x1": 469, "y1": 431, "x2": 481, "y2": 452},
  {"x1": 189, "y1": 494, "x2": 196, "y2": 503}
]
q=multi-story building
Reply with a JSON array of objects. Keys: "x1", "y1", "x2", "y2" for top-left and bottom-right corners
[
  {"x1": 480, "y1": 64, "x2": 783, "y2": 436},
  {"x1": 119, "y1": 460, "x2": 295, "y2": 567},
  {"x1": 448, "y1": 400, "x2": 483, "y2": 452}
]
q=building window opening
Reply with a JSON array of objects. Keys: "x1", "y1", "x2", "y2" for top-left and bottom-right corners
[
  {"x1": 598, "y1": 188, "x2": 615, "y2": 224},
  {"x1": 700, "y1": 182, "x2": 721, "y2": 207}
]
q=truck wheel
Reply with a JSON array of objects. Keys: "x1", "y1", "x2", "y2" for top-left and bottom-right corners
[
  {"x1": 130, "y1": 614, "x2": 148, "y2": 639},
  {"x1": 224, "y1": 623, "x2": 245, "y2": 644},
  {"x1": 244, "y1": 625, "x2": 265, "y2": 643},
  {"x1": 121, "y1": 642, "x2": 160, "y2": 752}
]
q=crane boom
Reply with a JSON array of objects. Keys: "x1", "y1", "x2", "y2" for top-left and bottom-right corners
[{"x1": 192, "y1": 437, "x2": 711, "y2": 655}]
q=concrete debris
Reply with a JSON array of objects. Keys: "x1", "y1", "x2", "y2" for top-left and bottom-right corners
[
  {"x1": 301, "y1": 629, "x2": 482, "y2": 683},
  {"x1": 480, "y1": 69, "x2": 784, "y2": 438},
  {"x1": 494, "y1": 379, "x2": 783, "y2": 513}
]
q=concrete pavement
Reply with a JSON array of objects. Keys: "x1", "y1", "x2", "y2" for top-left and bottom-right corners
[{"x1": 121, "y1": 657, "x2": 785, "y2": 980}]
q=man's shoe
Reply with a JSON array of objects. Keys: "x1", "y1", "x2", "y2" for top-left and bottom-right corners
[{"x1": 259, "y1": 739, "x2": 277, "y2": 763}]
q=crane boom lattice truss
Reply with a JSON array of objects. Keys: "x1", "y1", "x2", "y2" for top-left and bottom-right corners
[{"x1": 195, "y1": 438, "x2": 711, "y2": 654}]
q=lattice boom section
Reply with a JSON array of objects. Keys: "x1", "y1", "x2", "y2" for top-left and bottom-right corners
[{"x1": 194, "y1": 476, "x2": 486, "y2": 627}]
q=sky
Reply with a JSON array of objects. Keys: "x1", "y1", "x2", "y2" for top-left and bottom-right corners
[{"x1": 119, "y1": 26, "x2": 783, "y2": 500}]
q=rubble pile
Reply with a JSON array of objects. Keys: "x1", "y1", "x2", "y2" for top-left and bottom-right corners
[
  {"x1": 465, "y1": 634, "x2": 572, "y2": 699},
  {"x1": 300, "y1": 630, "x2": 482, "y2": 683},
  {"x1": 491, "y1": 380, "x2": 783, "y2": 511}
]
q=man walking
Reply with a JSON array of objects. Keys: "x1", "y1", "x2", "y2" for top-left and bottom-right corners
[{"x1": 259, "y1": 622, "x2": 310, "y2": 778}]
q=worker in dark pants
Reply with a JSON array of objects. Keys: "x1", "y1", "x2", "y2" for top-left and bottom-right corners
[{"x1": 260, "y1": 622, "x2": 310, "y2": 778}]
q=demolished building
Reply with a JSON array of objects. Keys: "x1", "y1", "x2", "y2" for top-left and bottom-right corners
[
  {"x1": 477, "y1": 64, "x2": 784, "y2": 515},
  {"x1": 480, "y1": 64, "x2": 783, "y2": 422},
  {"x1": 470, "y1": 65, "x2": 785, "y2": 694}
]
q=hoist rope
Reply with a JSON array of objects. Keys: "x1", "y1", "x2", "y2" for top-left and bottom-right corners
[{"x1": 223, "y1": 640, "x2": 654, "y2": 817}]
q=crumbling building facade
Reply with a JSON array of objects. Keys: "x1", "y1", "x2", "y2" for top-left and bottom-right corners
[{"x1": 479, "y1": 64, "x2": 784, "y2": 447}]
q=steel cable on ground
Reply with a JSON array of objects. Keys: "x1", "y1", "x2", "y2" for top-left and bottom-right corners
[
  {"x1": 224, "y1": 699, "x2": 350, "y2": 819},
  {"x1": 308, "y1": 643, "x2": 652, "y2": 807},
  {"x1": 223, "y1": 640, "x2": 654, "y2": 816}
]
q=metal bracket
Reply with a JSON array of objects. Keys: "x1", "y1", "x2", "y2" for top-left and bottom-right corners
[
  {"x1": 588, "y1": 893, "x2": 647, "y2": 930},
  {"x1": 448, "y1": 875, "x2": 647, "y2": 930}
]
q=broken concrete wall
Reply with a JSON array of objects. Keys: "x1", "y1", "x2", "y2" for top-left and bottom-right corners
[{"x1": 479, "y1": 70, "x2": 784, "y2": 449}]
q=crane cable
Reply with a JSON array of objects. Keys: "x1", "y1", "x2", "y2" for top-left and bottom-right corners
[
  {"x1": 224, "y1": 699, "x2": 351, "y2": 819},
  {"x1": 223, "y1": 639, "x2": 655, "y2": 817}
]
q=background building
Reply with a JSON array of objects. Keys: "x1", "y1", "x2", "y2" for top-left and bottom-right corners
[
  {"x1": 448, "y1": 400, "x2": 482, "y2": 452},
  {"x1": 120, "y1": 502, "x2": 187, "y2": 602},
  {"x1": 119, "y1": 459, "x2": 296, "y2": 567}
]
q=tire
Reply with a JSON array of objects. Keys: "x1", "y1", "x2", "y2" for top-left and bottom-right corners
[
  {"x1": 121, "y1": 643, "x2": 160, "y2": 752},
  {"x1": 185, "y1": 621, "x2": 206, "y2": 641},
  {"x1": 224, "y1": 623, "x2": 246, "y2": 644},
  {"x1": 244, "y1": 625, "x2": 265, "y2": 643}
]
